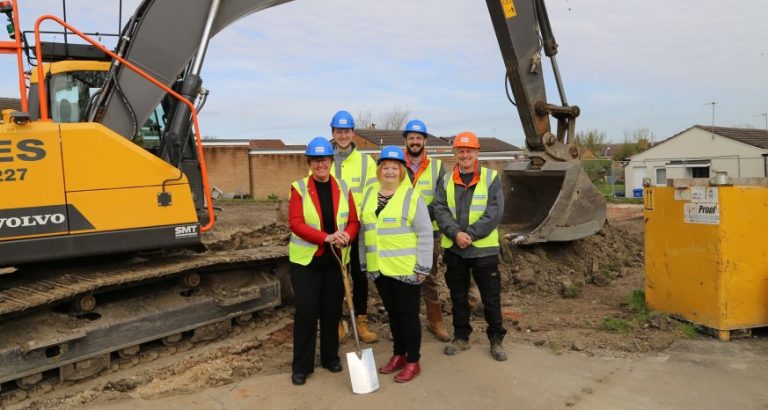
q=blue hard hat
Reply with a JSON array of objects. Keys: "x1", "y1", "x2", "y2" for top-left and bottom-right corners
[
  {"x1": 330, "y1": 110, "x2": 355, "y2": 129},
  {"x1": 306, "y1": 137, "x2": 334, "y2": 157},
  {"x1": 377, "y1": 145, "x2": 406, "y2": 165},
  {"x1": 403, "y1": 119, "x2": 428, "y2": 137}
]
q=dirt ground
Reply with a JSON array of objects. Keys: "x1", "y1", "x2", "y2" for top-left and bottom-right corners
[{"x1": 6, "y1": 201, "x2": 733, "y2": 409}]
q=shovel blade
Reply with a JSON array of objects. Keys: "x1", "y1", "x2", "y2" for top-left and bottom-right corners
[{"x1": 346, "y1": 348, "x2": 379, "y2": 394}]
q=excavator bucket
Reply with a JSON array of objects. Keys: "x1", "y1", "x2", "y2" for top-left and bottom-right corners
[{"x1": 500, "y1": 160, "x2": 607, "y2": 245}]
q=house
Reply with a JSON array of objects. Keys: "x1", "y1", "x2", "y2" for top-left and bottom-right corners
[
  {"x1": 624, "y1": 125, "x2": 768, "y2": 197},
  {"x1": 352, "y1": 128, "x2": 452, "y2": 154},
  {"x1": 202, "y1": 132, "x2": 524, "y2": 200}
]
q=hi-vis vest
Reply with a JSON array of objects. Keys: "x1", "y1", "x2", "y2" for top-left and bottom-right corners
[
  {"x1": 289, "y1": 176, "x2": 350, "y2": 266},
  {"x1": 334, "y1": 149, "x2": 377, "y2": 214},
  {"x1": 441, "y1": 167, "x2": 500, "y2": 249},
  {"x1": 412, "y1": 158, "x2": 442, "y2": 231},
  {"x1": 360, "y1": 180, "x2": 420, "y2": 277}
]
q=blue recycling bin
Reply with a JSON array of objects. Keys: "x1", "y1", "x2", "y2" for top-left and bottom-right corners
[{"x1": 633, "y1": 188, "x2": 643, "y2": 198}]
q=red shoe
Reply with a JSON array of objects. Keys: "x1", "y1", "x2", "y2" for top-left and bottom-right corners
[
  {"x1": 394, "y1": 361, "x2": 420, "y2": 383},
  {"x1": 379, "y1": 355, "x2": 406, "y2": 374}
]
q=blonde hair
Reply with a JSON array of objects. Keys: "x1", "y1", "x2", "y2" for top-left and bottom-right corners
[{"x1": 376, "y1": 160, "x2": 407, "y2": 183}]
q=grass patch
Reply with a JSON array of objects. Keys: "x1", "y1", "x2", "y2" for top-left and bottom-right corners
[
  {"x1": 602, "y1": 316, "x2": 631, "y2": 333},
  {"x1": 626, "y1": 289, "x2": 654, "y2": 323},
  {"x1": 596, "y1": 183, "x2": 624, "y2": 197},
  {"x1": 627, "y1": 289, "x2": 647, "y2": 313},
  {"x1": 607, "y1": 197, "x2": 643, "y2": 204},
  {"x1": 676, "y1": 323, "x2": 699, "y2": 338}
]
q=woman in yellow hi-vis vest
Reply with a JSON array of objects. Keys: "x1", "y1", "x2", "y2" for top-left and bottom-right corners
[
  {"x1": 288, "y1": 137, "x2": 359, "y2": 386},
  {"x1": 358, "y1": 146, "x2": 433, "y2": 383}
]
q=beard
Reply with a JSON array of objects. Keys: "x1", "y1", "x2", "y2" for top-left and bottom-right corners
[{"x1": 407, "y1": 144, "x2": 424, "y2": 157}]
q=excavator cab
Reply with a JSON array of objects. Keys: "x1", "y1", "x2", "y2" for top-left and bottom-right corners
[{"x1": 486, "y1": 0, "x2": 606, "y2": 244}]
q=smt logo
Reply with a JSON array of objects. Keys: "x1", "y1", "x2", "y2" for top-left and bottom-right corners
[
  {"x1": 0, "y1": 213, "x2": 65, "y2": 229},
  {"x1": 174, "y1": 224, "x2": 199, "y2": 239}
]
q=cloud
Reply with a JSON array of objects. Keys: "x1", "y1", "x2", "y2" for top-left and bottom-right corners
[{"x1": 1, "y1": 0, "x2": 766, "y2": 146}]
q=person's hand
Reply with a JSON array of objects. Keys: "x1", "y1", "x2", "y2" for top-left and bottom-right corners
[
  {"x1": 324, "y1": 232, "x2": 340, "y2": 243},
  {"x1": 455, "y1": 232, "x2": 472, "y2": 249},
  {"x1": 335, "y1": 230, "x2": 349, "y2": 247},
  {"x1": 416, "y1": 274, "x2": 427, "y2": 283}
]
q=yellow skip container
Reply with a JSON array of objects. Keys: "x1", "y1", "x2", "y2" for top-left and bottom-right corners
[{"x1": 644, "y1": 177, "x2": 768, "y2": 341}]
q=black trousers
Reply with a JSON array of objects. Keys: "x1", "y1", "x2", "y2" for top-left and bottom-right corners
[
  {"x1": 444, "y1": 251, "x2": 507, "y2": 343},
  {"x1": 290, "y1": 261, "x2": 344, "y2": 375},
  {"x1": 349, "y1": 241, "x2": 368, "y2": 316},
  {"x1": 375, "y1": 275, "x2": 421, "y2": 362}
]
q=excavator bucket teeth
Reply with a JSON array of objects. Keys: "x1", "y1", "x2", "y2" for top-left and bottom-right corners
[{"x1": 500, "y1": 160, "x2": 607, "y2": 244}]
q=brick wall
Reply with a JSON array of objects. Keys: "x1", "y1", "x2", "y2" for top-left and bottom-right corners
[
  {"x1": 352, "y1": 134, "x2": 379, "y2": 149},
  {"x1": 249, "y1": 153, "x2": 310, "y2": 200},
  {"x1": 203, "y1": 146, "x2": 251, "y2": 198}
]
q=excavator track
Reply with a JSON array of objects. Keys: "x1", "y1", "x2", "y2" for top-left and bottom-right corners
[{"x1": 0, "y1": 246, "x2": 290, "y2": 398}]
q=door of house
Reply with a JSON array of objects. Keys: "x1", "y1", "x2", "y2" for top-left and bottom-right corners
[{"x1": 633, "y1": 166, "x2": 647, "y2": 188}]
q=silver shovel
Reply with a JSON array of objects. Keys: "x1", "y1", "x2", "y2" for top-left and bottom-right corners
[{"x1": 332, "y1": 246, "x2": 379, "y2": 394}]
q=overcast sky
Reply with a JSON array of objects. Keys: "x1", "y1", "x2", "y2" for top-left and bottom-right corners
[{"x1": 3, "y1": 0, "x2": 767, "y2": 148}]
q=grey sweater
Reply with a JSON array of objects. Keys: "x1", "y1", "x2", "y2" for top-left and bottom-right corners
[{"x1": 433, "y1": 167, "x2": 504, "y2": 258}]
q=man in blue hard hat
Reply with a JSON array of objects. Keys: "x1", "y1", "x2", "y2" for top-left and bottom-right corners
[
  {"x1": 401, "y1": 119, "x2": 451, "y2": 342},
  {"x1": 330, "y1": 110, "x2": 379, "y2": 343}
]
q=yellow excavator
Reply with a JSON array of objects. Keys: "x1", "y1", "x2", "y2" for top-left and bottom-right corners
[{"x1": 0, "y1": 0, "x2": 605, "y2": 395}]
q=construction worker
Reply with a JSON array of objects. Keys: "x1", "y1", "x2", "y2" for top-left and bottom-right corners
[
  {"x1": 358, "y1": 146, "x2": 433, "y2": 382},
  {"x1": 401, "y1": 119, "x2": 451, "y2": 342},
  {"x1": 433, "y1": 132, "x2": 508, "y2": 361},
  {"x1": 287, "y1": 137, "x2": 360, "y2": 386},
  {"x1": 330, "y1": 110, "x2": 379, "y2": 343}
]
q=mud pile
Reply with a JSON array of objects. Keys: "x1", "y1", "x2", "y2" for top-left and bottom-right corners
[
  {"x1": 206, "y1": 223, "x2": 291, "y2": 252},
  {"x1": 500, "y1": 221, "x2": 644, "y2": 297}
]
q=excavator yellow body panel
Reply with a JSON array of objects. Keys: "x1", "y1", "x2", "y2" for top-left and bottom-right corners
[
  {"x1": 0, "y1": 118, "x2": 199, "y2": 265},
  {"x1": 645, "y1": 180, "x2": 768, "y2": 337}
]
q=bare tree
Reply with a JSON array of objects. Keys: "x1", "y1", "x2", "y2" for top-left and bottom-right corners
[
  {"x1": 378, "y1": 105, "x2": 410, "y2": 130},
  {"x1": 355, "y1": 109, "x2": 375, "y2": 129},
  {"x1": 614, "y1": 127, "x2": 656, "y2": 160},
  {"x1": 574, "y1": 128, "x2": 607, "y2": 156}
]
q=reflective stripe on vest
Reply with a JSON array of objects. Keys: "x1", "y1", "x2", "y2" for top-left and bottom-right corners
[
  {"x1": 289, "y1": 176, "x2": 350, "y2": 266},
  {"x1": 334, "y1": 149, "x2": 374, "y2": 214},
  {"x1": 413, "y1": 158, "x2": 441, "y2": 231},
  {"x1": 440, "y1": 167, "x2": 500, "y2": 249},
  {"x1": 360, "y1": 181, "x2": 419, "y2": 277}
]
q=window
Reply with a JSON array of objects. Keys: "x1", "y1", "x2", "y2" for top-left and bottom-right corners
[
  {"x1": 655, "y1": 167, "x2": 667, "y2": 186},
  {"x1": 49, "y1": 70, "x2": 108, "y2": 123},
  {"x1": 691, "y1": 166, "x2": 710, "y2": 178}
]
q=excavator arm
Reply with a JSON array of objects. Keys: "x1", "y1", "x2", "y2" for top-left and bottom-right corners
[
  {"x1": 90, "y1": 0, "x2": 292, "y2": 224},
  {"x1": 486, "y1": 0, "x2": 607, "y2": 244}
]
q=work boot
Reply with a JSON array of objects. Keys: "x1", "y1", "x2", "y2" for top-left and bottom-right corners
[
  {"x1": 379, "y1": 355, "x2": 406, "y2": 374},
  {"x1": 426, "y1": 302, "x2": 451, "y2": 342},
  {"x1": 490, "y1": 340, "x2": 508, "y2": 362},
  {"x1": 394, "y1": 361, "x2": 420, "y2": 383},
  {"x1": 444, "y1": 338, "x2": 470, "y2": 356},
  {"x1": 355, "y1": 315, "x2": 379, "y2": 343},
  {"x1": 338, "y1": 320, "x2": 347, "y2": 342}
]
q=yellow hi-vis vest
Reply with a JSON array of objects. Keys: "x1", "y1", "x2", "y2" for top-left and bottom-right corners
[
  {"x1": 441, "y1": 167, "x2": 500, "y2": 249},
  {"x1": 334, "y1": 149, "x2": 377, "y2": 214},
  {"x1": 289, "y1": 176, "x2": 350, "y2": 266},
  {"x1": 412, "y1": 158, "x2": 442, "y2": 231},
  {"x1": 360, "y1": 180, "x2": 420, "y2": 277}
]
